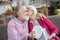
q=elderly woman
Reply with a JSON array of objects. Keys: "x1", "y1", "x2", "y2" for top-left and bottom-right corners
[{"x1": 27, "y1": 5, "x2": 59, "y2": 40}]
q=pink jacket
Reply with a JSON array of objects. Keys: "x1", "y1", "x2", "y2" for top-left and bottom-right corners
[{"x1": 28, "y1": 17, "x2": 59, "y2": 40}]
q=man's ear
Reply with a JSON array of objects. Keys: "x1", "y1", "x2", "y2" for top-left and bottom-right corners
[{"x1": 17, "y1": 12, "x2": 19, "y2": 16}]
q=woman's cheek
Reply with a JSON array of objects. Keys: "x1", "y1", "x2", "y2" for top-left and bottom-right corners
[{"x1": 31, "y1": 16, "x2": 34, "y2": 19}]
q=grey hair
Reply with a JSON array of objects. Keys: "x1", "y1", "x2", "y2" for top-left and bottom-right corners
[
  {"x1": 13, "y1": 1, "x2": 27, "y2": 18},
  {"x1": 13, "y1": 1, "x2": 20, "y2": 18},
  {"x1": 27, "y1": 5, "x2": 37, "y2": 15}
]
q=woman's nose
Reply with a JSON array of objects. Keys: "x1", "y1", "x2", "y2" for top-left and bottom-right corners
[{"x1": 26, "y1": 12, "x2": 29, "y2": 16}]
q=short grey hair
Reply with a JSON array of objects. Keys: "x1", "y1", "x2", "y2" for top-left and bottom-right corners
[{"x1": 13, "y1": 1, "x2": 20, "y2": 18}]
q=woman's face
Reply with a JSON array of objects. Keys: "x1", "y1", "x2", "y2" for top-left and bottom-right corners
[{"x1": 27, "y1": 8, "x2": 36, "y2": 20}]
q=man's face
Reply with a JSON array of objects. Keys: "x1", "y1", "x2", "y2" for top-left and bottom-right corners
[
  {"x1": 20, "y1": 6, "x2": 27, "y2": 15},
  {"x1": 18, "y1": 6, "x2": 29, "y2": 20}
]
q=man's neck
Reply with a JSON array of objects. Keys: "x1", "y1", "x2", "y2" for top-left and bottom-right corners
[{"x1": 17, "y1": 17, "x2": 24, "y2": 23}]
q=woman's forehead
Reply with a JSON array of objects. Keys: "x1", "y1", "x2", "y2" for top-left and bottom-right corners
[{"x1": 27, "y1": 9, "x2": 34, "y2": 12}]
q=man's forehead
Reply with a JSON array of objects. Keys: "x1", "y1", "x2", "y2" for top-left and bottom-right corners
[{"x1": 20, "y1": 6, "x2": 27, "y2": 10}]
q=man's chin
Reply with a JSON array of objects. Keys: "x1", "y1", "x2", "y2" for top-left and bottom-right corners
[{"x1": 22, "y1": 18, "x2": 29, "y2": 21}]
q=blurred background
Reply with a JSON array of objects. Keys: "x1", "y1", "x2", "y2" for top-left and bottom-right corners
[
  {"x1": 0, "y1": 0, "x2": 60, "y2": 40},
  {"x1": 0, "y1": 0, "x2": 60, "y2": 25}
]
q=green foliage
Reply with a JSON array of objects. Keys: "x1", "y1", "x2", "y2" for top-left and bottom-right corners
[
  {"x1": 50, "y1": 1, "x2": 60, "y2": 10},
  {"x1": 11, "y1": 6, "x2": 16, "y2": 11}
]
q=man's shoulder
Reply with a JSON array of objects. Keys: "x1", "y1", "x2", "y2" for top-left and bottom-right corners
[{"x1": 8, "y1": 18, "x2": 16, "y2": 25}]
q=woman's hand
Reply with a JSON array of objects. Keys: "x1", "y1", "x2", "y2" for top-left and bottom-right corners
[
  {"x1": 37, "y1": 13, "x2": 46, "y2": 19},
  {"x1": 28, "y1": 31, "x2": 35, "y2": 38},
  {"x1": 48, "y1": 36, "x2": 52, "y2": 40},
  {"x1": 48, "y1": 33, "x2": 56, "y2": 40}
]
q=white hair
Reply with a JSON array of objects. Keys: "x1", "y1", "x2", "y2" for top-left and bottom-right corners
[{"x1": 27, "y1": 5, "x2": 37, "y2": 15}]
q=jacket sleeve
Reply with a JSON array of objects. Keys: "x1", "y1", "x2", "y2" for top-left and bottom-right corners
[
  {"x1": 7, "y1": 21, "x2": 23, "y2": 40},
  {"x1": 42, "y1": 17, "x2": 58, "y2": 35}
]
